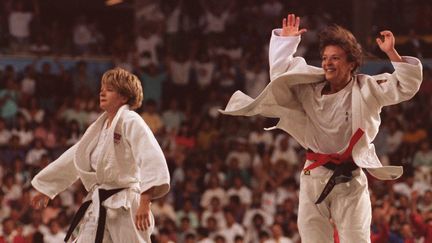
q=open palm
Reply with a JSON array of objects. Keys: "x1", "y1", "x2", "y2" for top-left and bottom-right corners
[{"x1": 281, "y1": 13, "x2": 307, "y2": 37}]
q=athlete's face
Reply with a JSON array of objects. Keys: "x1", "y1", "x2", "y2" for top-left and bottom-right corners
[
  {"x1": 99, "y1": 83, "x2": 127, "y2": 112},
  {"x1": 321, "y1": 45, "x2": 355, "y2": 87}
]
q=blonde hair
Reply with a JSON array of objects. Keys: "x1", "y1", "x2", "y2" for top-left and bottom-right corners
[{"x1": 101, "y1": 67, "x2": 143, "y2": 110}]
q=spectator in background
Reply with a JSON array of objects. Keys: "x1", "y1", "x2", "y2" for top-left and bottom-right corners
[
  {"x1": 177, "y1": 217, "x2": 196, "y2": 242},
  {"x1": 393, "y1": 173, "x2": 429, "y2": 199},
  {"x1": 244, "y1": 212, "x2": 270, "y2": 243},
  {"x1": 218, "y1": 209, "x2": 245, "y2": 242},
  {"x1": 141, "y1": 99, "x2": 164, "y2": 135},
  {"x1": 58, "y1": 97, "x2": 88, "y2": 131},
  {"x1": 402, "y1": 119, "x2": 427, "y2": 147},
  {"x1": 19, "y1": 97, "x2": 45, "y2": 125},
  {"x1": 20, "y1": 65, "x2": 37, "y2": 101},
  {"x1": 227, "y1": 176, "x2": 252, "y2": 207},
  {"x1": 196, "y1": 119, "x2": 219, "y2": 152},
  {"x1": 8, "y1": 0, "x2": 35, "y2": 52},
  {"x1": 417, "y1": 190, "x2": 432, "y2": 213},
  {"x1": 42, "y1": 218, "x2": 66, "y2": 243},
  {"x1": 162, "y1": 99, "x2": 185, "y2": 133},
  {"x1": 410, "y1": 191, "x2": 432, "y2": 242},
  {"x1": 71, "y1": 61, "x2": 98, "y2": 95},
  {"x1": 175, "y1": 122, "x2": 196, "y2": 150},
  {"x1": 370, "y1": 205, "x2": 391, "y2": 243},
  {"x1": 196, "y1": 227, "x2": 213, "y2": 243},
  {"x1": 243, "y1": 59, "x2": 268, "y2": 99},
  {"x1": 2, "y1": 173, "x2": 22, "y2": 203},
  {"x1": 0, "y1": 65, "x2": 17, "y2": 88},
  {"x1": 167, "y1": 50, "x2": 192, "y2": 98},
  {"x1": 264, "y1": 223, "x2": 293, "y2": 243},
  {"x1": 201, "y1": 0, "x2": 233, "y2": 35},
  {"x1": 11, "y1": 114, "x2": 33, "y2": 147},
  {"x1": 176, "y1": 198, "x2": 199, "y2": 229},
  {"x1": 136, "y1": 23, "x2": 163, "y2": 67},
  {"x1": 0, "y1": 118, "x2": 11, "y2": 147},
  {"x1": 413, "y1": 141, "x2": 432, "y2": 167},
  {"x1": 213, "y1": 55, "x2": 238, "y2": 94},
  {"x1": 36, "y1": 62, "x2": 57, "y2": 112},
  {"x1": 72, "y1": 16, "x2": 92, "y2": 55},
  {"x1": 248, "y1": 118, "x2": 274, "y2": 153},
  {"x1": 11, "y1": 157, "x2": 29, "y2": 187},
  {"x1": 201, "y1": 197, "x2": 227, "y2": 230},
  {"x1": 386, "y1": 119, "x2": 404, "y2": 160},
  {"x1": 192, "y1": 49, "x2": 215, "y2": 96},
  {"x1": 141, "y1": 62, "x2": 167, "y2": 106},
  {"x1": 152, "y1": 195, "x2": 177, "y2": 224},
  {"x1": 1, "y1": 135, "x2": 26, "y2": 165},
  {"x1": 225, "y1": 138, "x2": 252, "y2": 171},
  {"x1": 0, "y1": 217, "x2": 26, "y2": 243},
  {"x1": 271, "y1": 135, "x2": 298, "y2": 167},
  {"x1": 0, "y1": 189, "x2": 11, "y2": 222},
  {"x1": 65, "y1": 120, "x2": 81, "y2": 146},
  {"x1": 0, "y1": 78, "x2": 19, "y2": 123},
  {"x1": 22, "y1": 211, "x2": 48, "y2": 240},
  {"x1": 160, "y1": 0, "x2": 182, "y2": 48}
]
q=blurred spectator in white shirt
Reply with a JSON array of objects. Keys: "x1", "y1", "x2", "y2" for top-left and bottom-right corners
[
  {"x1": 42, "y1": 219, "x2": 66, "y2": 243},
  {"x1": 8, "y1": 0, "x2": 34, "y2": 51},
  {"x1": 73, "y1": 16, "x2": 92, "y2": 55}
]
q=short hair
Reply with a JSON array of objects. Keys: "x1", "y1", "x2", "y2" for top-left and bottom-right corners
[
  {"x1": 319, "y1": 25, "x2": 363, "y2": 74},
  {"x1": 101, "y1": 67, "x2": 143, "y2": 110}
]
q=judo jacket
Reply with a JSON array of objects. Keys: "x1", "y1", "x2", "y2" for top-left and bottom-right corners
[
  {"x1": 32, "y1": 105, "x2": 170, "y2": 209},
  {"x1": 221, "y1": 29, "x2": 423, "y2": 180}
]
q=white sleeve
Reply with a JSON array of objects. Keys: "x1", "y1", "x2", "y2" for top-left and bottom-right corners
[
  {"x1": 269, "y1": 29, "x2": 302, "y2": 81},
  {"x1": 123, "y1": 115, "x2": 170, "y2": 199},
  {"x1": 31, "y1": 144, "x2": 80, "y2": 199},
  {"x1": 369, "y1": 56, "x2": 423, "y2": 107}
]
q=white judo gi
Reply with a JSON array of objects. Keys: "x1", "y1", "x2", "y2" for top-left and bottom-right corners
[
  {"x1": 32, "y1": 105, "x2": 170, "y2": 242},
  {"x1": 221, "y1": 29, "x2": 423, "y2": 242}
]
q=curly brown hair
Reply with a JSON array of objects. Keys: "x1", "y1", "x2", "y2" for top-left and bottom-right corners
[
  {"x1": 101, "y1": 67, "x2": 143, "y2": 110},
  {"x1": 319, "y1": 25, "x2": 363, "y2": 74}
]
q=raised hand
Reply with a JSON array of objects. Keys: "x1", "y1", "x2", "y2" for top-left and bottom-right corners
[
  {"x1": 376, "y1": 30, "x2": 403, "y2": 62},
  {"x1": 376, "y1": 31, "x2": 396, "y2": 53},
  {"x1": 281, "y1": 13, "x2": 307, "y2": 37}
]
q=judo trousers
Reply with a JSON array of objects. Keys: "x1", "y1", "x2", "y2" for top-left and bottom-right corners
[
  {"x1": 73, "y1": 193, "x2": 154, "y2": 243},
  {"x1": 297, "y1": 167, "x2": 371, "y2": 243}
]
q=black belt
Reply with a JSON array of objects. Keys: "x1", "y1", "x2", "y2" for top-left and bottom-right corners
[
  {"x1": 64, "y1": 188, "x2": 124, "y2": 242},
  {"x1": 315, "y1": 161, "x2": 358, "y2": 204}
]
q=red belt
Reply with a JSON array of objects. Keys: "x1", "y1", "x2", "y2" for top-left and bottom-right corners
[{"x1": 304, "y1": 128, "x2": 364, "y2": 172}]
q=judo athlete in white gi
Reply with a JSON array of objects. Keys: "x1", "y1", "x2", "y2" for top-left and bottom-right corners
[
  {"x1": 30, "y1": 67, "x2": 170, "y2": 243},
  {"x1": 220, "y1": 14, "x2": 423, "y2": 242}
]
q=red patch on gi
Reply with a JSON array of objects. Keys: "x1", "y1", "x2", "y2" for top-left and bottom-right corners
[{"x1": 114, "y1": 133, "x2": 122, "y2": 144}]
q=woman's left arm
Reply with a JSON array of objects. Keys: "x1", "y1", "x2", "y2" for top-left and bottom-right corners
[
  {"x1": 370, "y1": 30, "x2": 423, "y2": 107},
  {"x1": 123, "y1": 113, "x2": 170, "y2": 229},
  {"x1": 135, "y1": 187, "x2": 154, "y2": 231},
  {"x1": 376, "y1": 30, "x2": 403, "y2": 62}
]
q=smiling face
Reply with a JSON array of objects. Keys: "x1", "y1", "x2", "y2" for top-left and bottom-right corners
[
  {"x1": 99, "y1": 83, "x2": 127, "y2": 113},
  {"x1": 321, "y1": 45, "x2": 355, "y2": 88}
]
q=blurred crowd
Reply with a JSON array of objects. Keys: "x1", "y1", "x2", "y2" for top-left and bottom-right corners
[
  {"x1": 1, "y1": 0, "x2": 432, "y2": 59},
  {"x1": 1, "y1": 0, "x2": 432, "y2": 243}
]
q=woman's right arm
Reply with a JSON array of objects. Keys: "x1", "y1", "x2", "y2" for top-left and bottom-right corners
[
  {"x1": 269, "y1": 13, "x2": 307, "y2": 81},
  {"x1": 31, "y1": 143, "x2": 80, "y2": 207}
]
